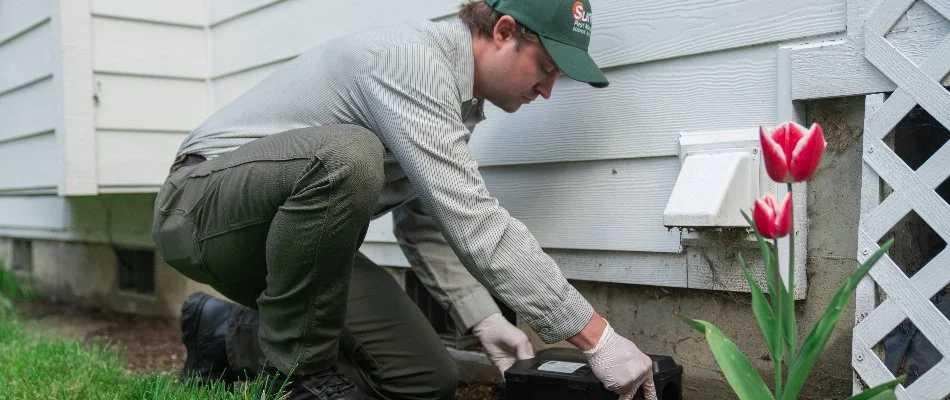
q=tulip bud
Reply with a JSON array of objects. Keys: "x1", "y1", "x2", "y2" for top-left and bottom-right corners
[
  {"x1": 760, "y1": 122, "x2": 827, "y2": 183},
  {"x1": 753, "y1": 194, "x2": 792, "y2": 239}
]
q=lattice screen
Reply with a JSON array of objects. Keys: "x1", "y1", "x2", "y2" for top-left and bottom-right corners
[{"x1": 853, "y1": 0, "x2": 950, "y2": 398}]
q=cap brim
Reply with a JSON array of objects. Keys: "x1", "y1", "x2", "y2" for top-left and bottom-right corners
[{"x1": 539, "y1": 36, "x2": 608, "y2": 88}]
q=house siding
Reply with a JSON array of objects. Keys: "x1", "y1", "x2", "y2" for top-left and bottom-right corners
[
  {"x1": 0, "y1": 1, "x2": 57, "y2": 195},
  {"x1": 88, "y1": 8, "x2": 210, "y2": 191},
  {"x1": 0, "y1": 0, "x2": 865, "y2": 286}
]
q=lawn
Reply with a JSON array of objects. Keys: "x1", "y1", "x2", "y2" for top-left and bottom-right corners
[{"x1": 0, "y1": 315, "x2": 285, "y2": 400}]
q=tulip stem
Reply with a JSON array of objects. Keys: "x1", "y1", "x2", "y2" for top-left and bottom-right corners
[{"x1": 786, "y1": 182, "x2": 797, "y2": 368}]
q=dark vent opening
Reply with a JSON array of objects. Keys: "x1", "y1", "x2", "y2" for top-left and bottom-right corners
[
  {"x1": 11, "y1": 239, "x2": 32, "y2": 272},
  {"x1": 116, "y1": 249, "x2": 155, "y2": 295}
]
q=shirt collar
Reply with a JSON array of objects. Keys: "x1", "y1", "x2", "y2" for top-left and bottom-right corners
[{"x1": 435, "y1": 18, "x2": 483, "y2": 114}]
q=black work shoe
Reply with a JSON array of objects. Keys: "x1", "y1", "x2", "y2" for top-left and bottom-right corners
[
  {"x1": 180, "y1": 292, "x2": 238, "y2": 383},
  {"x1": 265, "y1": 366, "x2": 376, "y2": 400}
]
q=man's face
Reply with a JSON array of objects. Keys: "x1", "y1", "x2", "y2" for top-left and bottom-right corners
[{"x1": 476, "y1": 20, "x2": 563, "y2": 113}]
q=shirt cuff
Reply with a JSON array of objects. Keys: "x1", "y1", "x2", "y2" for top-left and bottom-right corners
[
  {"x1": 449, "y1": 287, "x2": 502, "y2": 331},
  {"x1": 526, "y1": 285, "x2": 594, "y2": 343}
]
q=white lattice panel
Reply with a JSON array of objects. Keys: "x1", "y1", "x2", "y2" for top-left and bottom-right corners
[{"x1": 854, "y1": 0, "x2": 950, "y2": 398}]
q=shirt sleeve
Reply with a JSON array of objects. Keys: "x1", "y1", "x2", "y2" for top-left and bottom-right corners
[
  {"x1": 392, "y1": 198, "x2": 501, "y2": 330},
  {"x1": 355, "y1": 44, "x2": 593, "y2": 343}
]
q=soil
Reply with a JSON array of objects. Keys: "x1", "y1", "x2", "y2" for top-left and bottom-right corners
[{"x1": 15, "y1": 298, "x2": 502, "y2": 400}]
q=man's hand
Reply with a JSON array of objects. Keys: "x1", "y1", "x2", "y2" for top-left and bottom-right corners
[
  {"x1": 583, "y1": 322, "x2": 658, "y2": 400},
  {"x1": 473, "y1": 313, "x2": 535, "y2": 377}
]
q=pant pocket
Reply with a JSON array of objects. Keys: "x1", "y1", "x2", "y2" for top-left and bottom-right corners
[{"x1": 154, "y1": 209, "x2": 220, "y2": 284}]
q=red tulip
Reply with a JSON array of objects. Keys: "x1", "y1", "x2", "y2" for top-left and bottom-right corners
[
  {"x1": 760, "y1": 122, "x2": 826, "y2": 183},
  {"x1": 753, "y1": 194, "x2": 792, "y2": 239}
]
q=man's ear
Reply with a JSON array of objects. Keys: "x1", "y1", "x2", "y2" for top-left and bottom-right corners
[{"x1": 492, "y1": 15, "x2": 518, "y2": 48}]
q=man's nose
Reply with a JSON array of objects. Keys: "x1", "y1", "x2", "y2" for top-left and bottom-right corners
[{"x1": 536, "y1": 75, "x2": 556, "y2": 99}]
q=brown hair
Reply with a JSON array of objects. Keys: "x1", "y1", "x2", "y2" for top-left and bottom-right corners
[{"x1": 458, "y1": 0, "x2": 539, "y2": 45}]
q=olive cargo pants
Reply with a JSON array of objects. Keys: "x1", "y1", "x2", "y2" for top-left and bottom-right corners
[{"x1": 152, "y1": 126, "x2": 457, "y2": 399}]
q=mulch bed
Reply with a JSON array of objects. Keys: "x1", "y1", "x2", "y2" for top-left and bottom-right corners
[{"x1": 15, "y1": 298, "x2": 501, "y2": 399}]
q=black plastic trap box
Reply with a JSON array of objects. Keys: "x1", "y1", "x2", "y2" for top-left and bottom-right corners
[{"x1": 505, "y1": 348, "x2": 682, "y2": 400}]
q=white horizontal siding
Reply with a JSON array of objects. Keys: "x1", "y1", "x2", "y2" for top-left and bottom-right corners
[
  {"x1": 94, "y1": 74, "x2": 209, "y2": 132},
  {"x1": 591, "y1": 0, "x2": 845, "y2": 68},
  {"x1": 366, "y1": 157, "x2": 682, "y2": 254},
  {"x1": 210, "y1": 0, "x2": 460, "y2": 77},
  {"x1": 91, "y1": 16, "x2": 208, "y2": 79},
  {"x1": 212, "y1": 63, "x2": 280, "y2": 110},
  {"x1": 0, "y1": 195, "x2": 66, "y2": 230},
  {"x1": 0, "y1": 132, "x2": 59, "y2": 192},
  {"x1": 471, "y1": 44, "x2": 777, "y2": 166},
  {"x1": 0, "y1": 77, "x2": 56, "y2": 143},
  {"x1": 480, "y1": 158, "x2": 681, "y2": 253},
  {"x1": 0, "y1": 0, "x2": 52, "y2": 43},
  {"x1": 90, "y1": 0, "x2": 206, "y2": 27},
  {"x1": 359, "y1": 241, "x2": 690, "y2": 287},
  {"x1": 96, "y1": 131, "x2": 186, "y2": 188},
  {"x1": 208, "y1": 0, "x2": 282, "y2": 25},
  {"x1": 0, "y1": 20, "x2": 53, "y2": 95}
]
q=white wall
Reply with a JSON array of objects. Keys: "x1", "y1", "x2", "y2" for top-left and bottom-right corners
[
  {"x1": 198, "y1": 0, "x2": 844, "y2": 289},
  {"x1": 0, "y1": 0, "x2": 58, "y2": 195},
  {"x1": 88, "y1": 1, "x2": 210, "y2": 192},
  {"x1": 1, "y1": 0, "x2": 871, "y2": 290}
]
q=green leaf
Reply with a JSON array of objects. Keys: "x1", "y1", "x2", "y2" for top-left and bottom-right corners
[
  {"x1": 740, "y1": 255, "x2": 782, "y2": 362},
  {"x1": 679, "y1": 316, "x2": 774, "y2": 400},
  {"x1": 844, "y1": 376, "x2": 904, "y2": 400},
  {"x1": 783, "y1": 239, "x2": 894, "y2": 400}
]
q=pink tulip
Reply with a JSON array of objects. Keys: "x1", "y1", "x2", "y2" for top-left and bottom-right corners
[
  {"x1": 760, "y1": 122, "x2": 827, "y2": 183},
  {"x1": 753, "y1": 194, "x2": 792, "y2": 239}
]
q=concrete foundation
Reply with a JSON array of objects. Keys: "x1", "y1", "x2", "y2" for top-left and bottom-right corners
[{"x1": 0, "y1": 237, "x2": 218, "y2": 316}]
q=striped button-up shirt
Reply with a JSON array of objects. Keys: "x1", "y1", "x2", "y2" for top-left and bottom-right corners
[{"x1": 176, "y1": 19, "x2": 593, "y2": 343}]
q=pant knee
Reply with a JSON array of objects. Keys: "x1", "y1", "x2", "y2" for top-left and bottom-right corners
[{"x1": 320, "y1": 125, "x2": 385, "y2": 197}]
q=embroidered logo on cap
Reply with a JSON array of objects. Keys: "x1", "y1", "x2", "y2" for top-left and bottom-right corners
[
  {"x1": 571, "y1": 1, "x2": 592, "y2": 36},
  {"x1": 572, "y1": 2, "x2": 590, "y2": 22}
]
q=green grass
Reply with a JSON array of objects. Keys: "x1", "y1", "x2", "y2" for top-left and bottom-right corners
[{"x1": 0, "y1": 316, "x2": 286, "y2": 400}]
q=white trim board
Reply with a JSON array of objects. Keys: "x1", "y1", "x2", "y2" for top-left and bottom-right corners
[{"x1": 52, "y1": 0, "x2": 97, "y2": 196}]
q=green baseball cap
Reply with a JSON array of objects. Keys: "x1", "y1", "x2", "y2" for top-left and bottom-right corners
[{"x1": 484, "y1": 0, "x2": 608, "y2": 88}]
